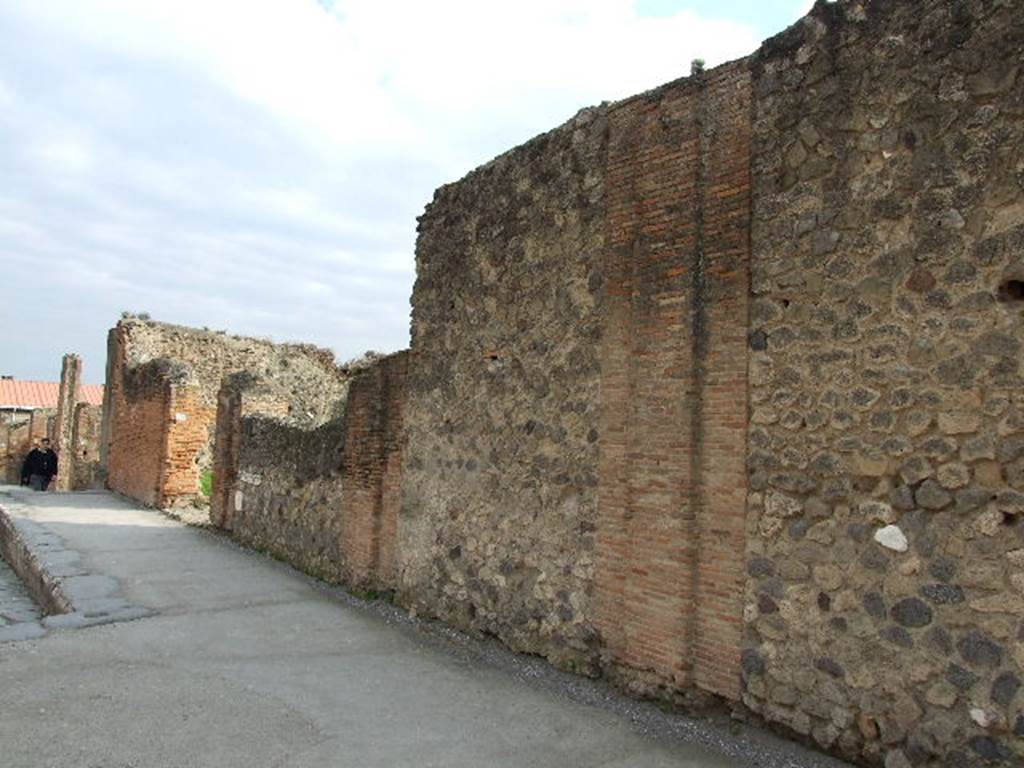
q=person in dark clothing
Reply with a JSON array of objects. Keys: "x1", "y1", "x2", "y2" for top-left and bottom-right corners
[{"x1": 21, "y1": 438, "x2": 58, "y2": 492}]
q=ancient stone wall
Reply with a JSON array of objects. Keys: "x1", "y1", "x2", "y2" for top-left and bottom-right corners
[
  {"x1": 400, "y1": 109, "x2": 608, "y2": 671},
  {"x1": 399, "y1": 2, "x2": 1023, "y2": 763},
  {"x1": 1, "y1": 420, "x2": 27, "y2": 484},
  {"x1": 0, "y1": 356, "x2": 99, "y2": 488},
  {"x1": 338, "y1": 351, "x2": 408, "y2": 589},
  {"x1": 400, "y1": 60, "x2": 752, "y2": 694},
  {"x1": 212, "y1": 352, "x2": 408, "y2": 591},
  {"x1": 103, "y1": 317, "x2": 346, "y2": 507},
  {"x1": 0, "y1": 420, "x2": 30, "y2": 485},
  {"x1": 741, "y1": 2, "x2": 1024, "y2": 765}
]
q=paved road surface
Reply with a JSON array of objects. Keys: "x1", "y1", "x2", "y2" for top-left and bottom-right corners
[{"x1": 0, "y1": 488, "x2": 849, "y2": 768}]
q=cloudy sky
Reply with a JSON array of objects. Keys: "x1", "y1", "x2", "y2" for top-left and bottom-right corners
[{"x1": 0, "y1": 0, "x2": 812, "y2": 384}]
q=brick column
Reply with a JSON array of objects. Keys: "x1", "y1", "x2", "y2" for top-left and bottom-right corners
[
  {"x1": 596, "y1": 79, "x2": 703, "y2": 688},
  {"x1": 595, "y1": 63, "x2": 751, "y2": 700},
  {"x1": 691, "y1": 62, "x2": 751, "y2": 701}
]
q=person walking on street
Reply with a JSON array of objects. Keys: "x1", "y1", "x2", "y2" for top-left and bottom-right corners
[{"x1": 21, "y1": 438, "x2": 58, "y2": 492}]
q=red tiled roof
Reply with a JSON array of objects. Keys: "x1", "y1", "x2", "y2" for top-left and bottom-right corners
[{"x1": 0, "y1": 380, "x2": 104, "y2": 409}]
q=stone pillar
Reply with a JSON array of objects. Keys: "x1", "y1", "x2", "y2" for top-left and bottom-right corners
[
  {"x1": 53, "y1": 354, "x2": 82, "y2": 491},
  {"x1": 98, "y1": 327, "x2": 120, "y2": 484}
]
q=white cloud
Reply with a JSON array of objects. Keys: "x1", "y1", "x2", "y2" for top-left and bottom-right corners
[
  {"x1": 34, "y1": 137, "x2": 96, "y2": 175},
  {"x1": 0, "y1": 0, "x2": 769, "y2": 381},
  {"x1": 7, "y1": 0, "x2": 759, "y2": 169},
  {"x1": 0, "y1": 77, "x2": 14, "y2": 109}
]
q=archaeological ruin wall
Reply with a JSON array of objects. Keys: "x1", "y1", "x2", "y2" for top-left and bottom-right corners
[
  {"x1": 401, "y1": 60, "x2": 752, "y2": 696},
  {"x1": 104, "y1": 358, "x2": 196, "y2": 507},
  {"x1": 98, "y1": 2, "x2": 1024, "y2": 766},
  {"x1": 212, "y1": 351, "x2": 408, "y2": 590},
  {"x1": 102, "y1": 317, "x2": 346, "y2": 508},
  {"x1": 53, "y1": 354, "x2": 104, "y2": 491},
  {"x1": 596, "y1": 59, "x2": 751, "y2": 701}
]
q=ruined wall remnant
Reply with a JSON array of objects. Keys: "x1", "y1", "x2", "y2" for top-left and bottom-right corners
[
  {"x1": 52, "y1": 354, "x2": 81, "y2": 492},
  {"x1": 211, "y1": 351, "x2": 408, "y2": 591},
  {"x1": 338, "y1": 351, "x2": 408, "y2": 589},
  {"x1": 103, "y1": 317, "x2": 346, "y2": 508},
  {"x1": 401, "y1": 62, "x2": 753, "y2": 692},
  {"x1": 105, "y1": 358, "x2": 190, "y2": 507}
]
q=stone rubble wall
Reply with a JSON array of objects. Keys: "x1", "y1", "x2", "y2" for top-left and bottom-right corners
[
  {"x1": 400, "y1": 59, "x2": 752, "y2": 697},
  {"x1": 212, "y1": 352, "x2": 408, "y2": 591},
  {"x1": 0, "y1": 354, "x2": 99, "y2": 491},
  {"x1": 399, "y1": 107, "x2": 608, "y2": 673},
  {"x1": 0, "y1": 401, "x2": 97, "y2": 490},
  {"x1": 399, "y1": 1, "x2": 1023, "y2": 764},
  {"x1": 742, "y1": 2, "x2": 1024, "y2": 765},
  {"x1": 50, "y1": 353, "x2": 103, "y2": 492},
  {"x1": 51, "y1": 355, "x2": 81, "y2": 492}
]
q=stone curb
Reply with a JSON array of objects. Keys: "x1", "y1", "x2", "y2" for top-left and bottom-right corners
[
  {"x1": 0, "y1": 504, "x2": 71, "y2": 616},
  {"x1": 0, "y1": 492, "x2": 154, "y2": 642}
]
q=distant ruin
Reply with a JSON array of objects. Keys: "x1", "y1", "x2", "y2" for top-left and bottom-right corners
[
  {"x1": 99, "y1": 2, "x2": 1024, "y2": 766},
  {"x1": 101, "y1": 318, "x2": 346, "y2": 508},
  {"x1": 1, "y1": 355, "x2": 102, "y2": 490}
]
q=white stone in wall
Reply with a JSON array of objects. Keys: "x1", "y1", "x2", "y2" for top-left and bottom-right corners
[
  {"x1": 234, "y1": 490, "x2": 243, "y2": 512},
  {"x1": 970, "y1": 708, "x2": 998, "y2": 728},
  {"x1": 874, "y1": 525, "x2": 908, "y2": 553}
]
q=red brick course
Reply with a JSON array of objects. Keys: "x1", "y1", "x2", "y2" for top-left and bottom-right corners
[
  {"x1": 106, "y1": 368, "x2": 169, "y2": 507},
  {"x1": 339, "y1": 351, "x2": 408, "y2": 590},
  {"x1": 105, "y1": 326, "x2": 213, "y2": 508},
  {"x1": 161, "y1": 386, "x2": 214, "y2": 507},
  {"x1": 596, "y1": 63, "x2": 750, "y2": 701}
]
